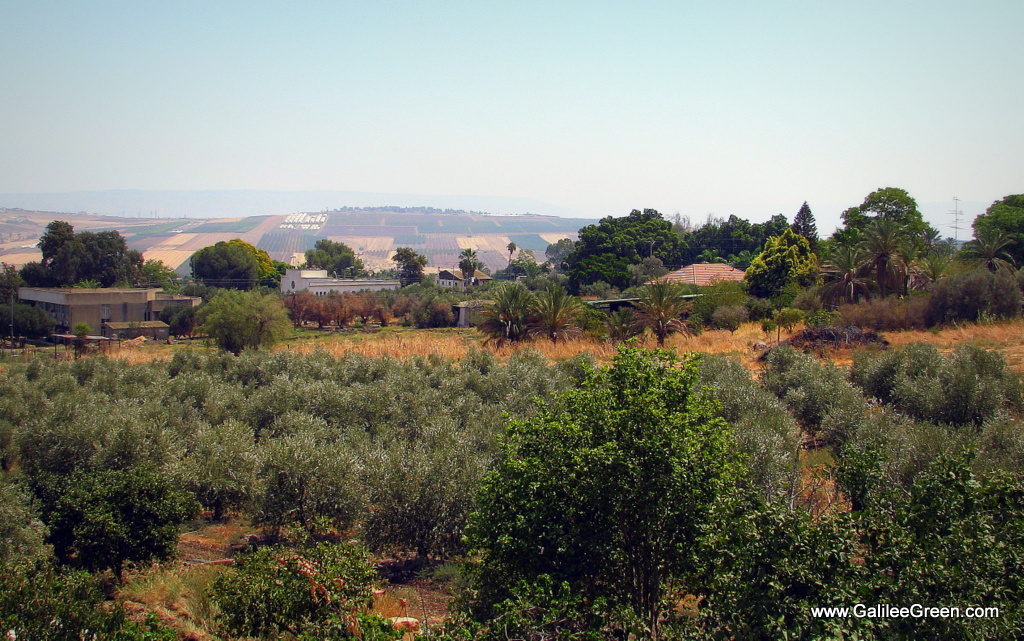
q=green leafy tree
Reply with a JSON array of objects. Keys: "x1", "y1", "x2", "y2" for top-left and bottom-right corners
[
  {"x1": 0, "y1": 262, "x2": 24, "y2": 305},
  {"x1": 819, "y1": 244, "x2": 872, "y2": 308},
  {"x1": 136, "y1": 258, "x2": 180, "y2": 290},
  {"x1": 565, "y1": 209, "x2": 687, "y2": 291},
  {"x1": 21, "y1": 221, "x2": 143, "y2": 287},
  {"x1": 0, "y1": 480, "x2": 50, "y2": 571},
  {"x1": 744, "y1": 228, "x2": 818, "y2": 299},
  {"x1": 711, "y1": 304, "x2": 748, "y2": 333},
  {"x1": 544, "y1": 238, "x2": 576, "y2": 270},
  {"x1": 304, "y1": 238, "x2": 364, "y2": 277},
  {"x1": 465, "y1": 347, "x2": 736, "y2": 638},
  {"x1": 972, "y1": 194, "x2": 1024, "y2": 266},
  {"x1": 634, "y1": 281, "x2": 693, "y2": 346},
  {"x1": 392, "y1": 246, "x2": 428, "y2": 286},
  {"x1": 0, "y1": 303, "x2": 55, "y2": 339},
  {"x1": 190, "y1": 239, "x2": 264, "y2": 289},
  {"x1": 476, "y1": 282, "x2": 534, "y2": 344},
  {"x1": 841, "y1": 187, "x2": 932, "y2": 239},
  {"x1": 160, "y1": 304, "x2": 199, "y2": 339},
  {"x1": 528, "y1": 282, "x2": 585, "y2": 343},
  {"x1": 678, "y1": 214, "x2": 789, "y2": 267},
  {"x1": 200, "y1": 290, "x2": 291, "y2": 354},
  {"x1": 46, "y1": 467, "x2": 197, "y2": 581}
]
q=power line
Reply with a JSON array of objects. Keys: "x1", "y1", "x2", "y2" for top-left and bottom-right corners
[{"x1": 949, "y1": 197, "x2": 964, "y2": 243}]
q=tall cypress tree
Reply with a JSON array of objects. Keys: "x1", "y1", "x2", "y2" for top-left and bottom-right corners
[{"x1": 792, "y1": 201, "x2": 819, "y2": 252}]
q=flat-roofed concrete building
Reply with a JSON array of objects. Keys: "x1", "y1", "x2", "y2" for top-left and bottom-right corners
[
  {"x1": 280, "y1": 269, "x2": 401, "y2": 296},
  {"x1": 18, "y1": 287, "x2": 201, "y2": 336}
]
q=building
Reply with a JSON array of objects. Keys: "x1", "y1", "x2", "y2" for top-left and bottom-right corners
[
  {"x1": 280, "y1": 269, "x2": 401, "y2": 296},
  {"x1": 437, "y1": 269, "x2": 493, "y2": 289},
  {"x1": 651, "y1": 263, "x2": 747, "y2": 287},
  {"x1": 18, "y1": 287, "x2": 201, "y2": 336}
]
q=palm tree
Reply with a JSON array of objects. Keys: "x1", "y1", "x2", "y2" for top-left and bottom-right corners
[
  {"x1": 912, "y1": 251, "x2": 952, "y2": 288},
  {"x1": 528, "y1": 283, "x2": 585, "y2": 343},
  {"x1": 506, "y1": 241, "x2": 517, "y2": 267},
  {"x1": 634, "y1": 281, "x2": 693, "y2": 346},
  {"x1": 458, "y1": 248, "x2": 484, "y2": 280},
  {"x1": 965, "y1": 228, "x2": 1015, "y2": 272},
  {"x1": 819, "y1": 245, "x2": 873, "y2": 308},
  {"x1": 606, "y1": 307, "x2": 643, "y2": 343},
  {"x1": 476, "y1": 282, "x2": 534, "y2": 345},
  {"x1": 858, "y1": 218, "x2": 912, "y2": 298}
]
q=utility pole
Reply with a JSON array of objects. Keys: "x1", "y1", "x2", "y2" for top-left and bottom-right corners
[
  {"x1": 9, "y1": 290, "x2": 14, "y2": 350},
  {"x1": 949, "y1": 197, "x2": 964, "y2": 244}
]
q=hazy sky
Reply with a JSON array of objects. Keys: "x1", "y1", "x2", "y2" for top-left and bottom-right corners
[{"x1": 1, "y1": 1, "x2": 1020, "y2": 232}]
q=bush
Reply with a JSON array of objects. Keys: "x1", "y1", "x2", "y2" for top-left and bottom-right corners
[
  {"x1": 761, "y1": 346, "x2": 867, "y2": 446},
  {"x1": 698, "y1": 355, "x2": 800, "y2": 503},
  {"x1": 711, "y1": 304, "x2": 748, "y2": 333},
  {"x1": 211, "y1": 542, "x2": 396, "y2": 640},
  {"x1": 851, "y1": 343, "x2": 1023, "y2": 427},
  {"x1": 46, "y1": 467, "x2": 198, "y2": 580},
  {"x1": 926, "y1": 268, "x2": 1022, "y2": 326},
  {"x1": 838, "y1": 295, "x2": 929, "y2": 331}
]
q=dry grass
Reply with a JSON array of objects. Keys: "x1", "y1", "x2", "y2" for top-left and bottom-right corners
[
  {"x1": 120, "y1": 564, "x2": 224, "y2": 640},
  {"x1": 885, "y1": 317, "x2": 1024, "y2": 374}
]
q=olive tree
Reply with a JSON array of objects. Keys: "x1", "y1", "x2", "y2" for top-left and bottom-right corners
[{"x1": 200, "y1": 290, "x2": 291, "y2": 355}]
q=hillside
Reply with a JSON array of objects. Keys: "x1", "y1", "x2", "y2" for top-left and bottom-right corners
[{"x1": 0, "y1": 207, "x2": 588, "y2": 275}]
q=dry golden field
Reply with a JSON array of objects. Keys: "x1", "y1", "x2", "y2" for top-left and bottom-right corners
[{"x1": 100, "y1": 317, "x2": 1024, "y2": 376}]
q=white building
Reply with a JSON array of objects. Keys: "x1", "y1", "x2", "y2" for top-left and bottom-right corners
[{"x1": 280, "y1": 269, "x2": 401, "y2": 296}]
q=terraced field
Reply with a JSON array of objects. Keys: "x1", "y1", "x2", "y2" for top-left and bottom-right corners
[{"x1": 0, "y1": 208, "x2": 587, "y2": 274}]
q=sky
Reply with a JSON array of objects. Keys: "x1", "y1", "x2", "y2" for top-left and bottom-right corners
[{"x1": 1, "y1": 1, "x2": 1021, "y2": 234}]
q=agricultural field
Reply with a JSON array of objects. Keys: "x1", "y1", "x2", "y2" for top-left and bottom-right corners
[{"x1": 0, "y1": 208, "x2": 582, "y2": 274}]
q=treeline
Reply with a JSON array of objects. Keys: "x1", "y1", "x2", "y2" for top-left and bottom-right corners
[{"x1": 2, "y1": 342, "x2": 1023, "y2": 637}]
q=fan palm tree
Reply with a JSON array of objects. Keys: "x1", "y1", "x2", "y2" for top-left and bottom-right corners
[
  {"x1": 475, "y1": 282, "x2": 534, "y2": 345},
  {"x1": 506, "y1": 241, "x2": 517, "y2": 266},
  {"x1": 529, "y1": 283, "x2": 585, "y2": 343},
  {"x1": 965, "y1": 228, "x2": 1015, "y2": 272},
  {"x1": 858, "y1": 218, "x2": 913, "y2": 298},
  {"x1": 819, "y1": 245, "x2": 873, "y2": 308},
  {"x1": 634, "y1": 281, "x2": 693, "y2": 346}
]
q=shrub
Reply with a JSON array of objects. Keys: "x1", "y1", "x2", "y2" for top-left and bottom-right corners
[
  {"x1": 926, "y1": 268, "x2": 1022, "y2": 326},
  {"x1": 711, "y1": 304, "x2": 748, "y2": 333},
  {"x1": 838, "y1": 295, "x2": 929, "y2": 331},
  {"x1": 698, "y1": 355, "x2": 800, "y2": 503},
  {"x1": 761, "y1": 346, "x2": 867, "y2": 446},
  {"x1": 46, "y1": 467, "x2": 197, "y2": 580},
  {"x1": 211, "y1": 542, "x2": 396, "y2": 640},
  {"x1": 851, "y1": 343, "x2": 1023, "y2": 427}
]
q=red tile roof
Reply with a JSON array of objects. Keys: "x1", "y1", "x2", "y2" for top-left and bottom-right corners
[{"x1": 651, "y1": 263, "x2": 746, "y2": 287}]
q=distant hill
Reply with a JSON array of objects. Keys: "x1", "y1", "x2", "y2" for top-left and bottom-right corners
[
  {"x1": 0, "y1": 189, "x2": 587, "y2": 220},
  {"x1": 0, "y1": 207, "x2": 587, "y2": 275}
]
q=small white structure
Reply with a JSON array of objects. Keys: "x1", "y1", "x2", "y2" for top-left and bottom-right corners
[{"x1": 280, "y1": 269, "x2": 401, "y2": 296}]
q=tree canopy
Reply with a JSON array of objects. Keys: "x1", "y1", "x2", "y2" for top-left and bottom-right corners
[
  {"x1": 565, "y1": 209, "x2": 686, "y2": 291},
  {"x1": 190, "y1": 239, "x2": 273, "y2": 289},
  {"x1": 20, "y1": 221, "x2": 143, "y2": 288},
  {"x1": 392, "y1": 247, "x2": 428, "y2": 286},
  {"x1": 744, "y1": 228, "x2": 818, "y2": 299},
  {"x1": 839, "y1": 187, "x2": 933, "y2": 241},
  {"x1": 304, "y1": 238, "x2": 364, "y2": 277},
  {"x1": 971, "y1": 194, "x2": 1024, "y2": 266},
  {"x1": 466, "y1": 347, "x2": 735, "y2": 637},
  {"x1": 199, "y1": 290, "x2": 291, "y2": 354}
]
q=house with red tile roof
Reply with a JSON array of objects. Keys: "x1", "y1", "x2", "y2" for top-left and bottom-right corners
[{"x1": 650, "y1": 263, "x2": 746, "y2": 287}]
